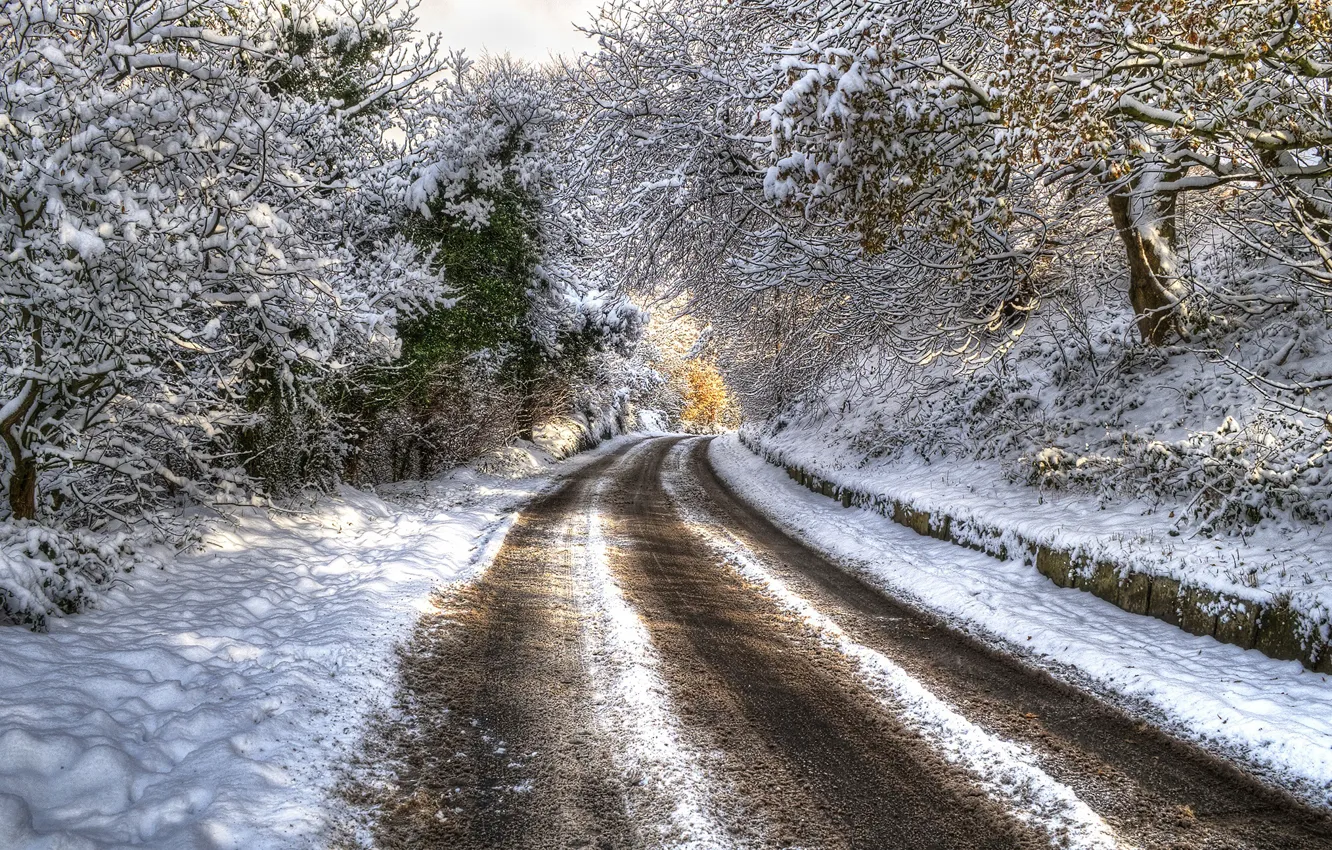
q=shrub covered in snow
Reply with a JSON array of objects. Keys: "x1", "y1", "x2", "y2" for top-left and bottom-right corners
[{"x1": 0, "y1": 523, "x2": 148, "y2": 630}]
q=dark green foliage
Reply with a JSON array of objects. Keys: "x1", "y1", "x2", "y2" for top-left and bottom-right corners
[
  {"x1": 266, "y1": 18, "x2": 391, "y2": 111},
  {"x1": 340, "y1": 170, "x2": 570, "y2": 482},
  {"x1": 398, "y1": 185, "x2": 544, "y2": 400},
  {"x1": 239, "y1": 39, "x2": 633, "y2": 490}
]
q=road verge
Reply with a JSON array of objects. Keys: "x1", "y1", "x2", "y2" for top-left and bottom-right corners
[{"x1": 739, "y1": 431, "x2": 1329, "y2": 672}]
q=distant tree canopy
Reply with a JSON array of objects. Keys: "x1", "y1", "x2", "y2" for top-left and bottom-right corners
[{"x1": 681, "y1": 361, "x2": 742, "y2": 433}]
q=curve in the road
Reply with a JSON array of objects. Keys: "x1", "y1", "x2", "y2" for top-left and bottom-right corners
[
  {"x1": 600, "y1": 436, "x2": 1051, "y2": 849},
  {"x1": 355, "y1": 434, "x2": 1332, "y2": 850},
  {"x1": 682, "y1": 435, "x2": 1332, "y2": 850}
]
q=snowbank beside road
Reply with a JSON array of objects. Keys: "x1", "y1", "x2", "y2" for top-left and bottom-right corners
[
  {"x1": 0, "y1": 439, "x2": 635, "y2": 850},
  {"x1": 744, "y1": 423, "x2": 1332, "y2": 636},
  {"x1": 710, "y1": 434, "x2": 1332, "y2": 807}
]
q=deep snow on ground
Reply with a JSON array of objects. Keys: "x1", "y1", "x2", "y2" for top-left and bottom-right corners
[
  {"x1": 711, "y1": 435, "x2": 1332, "y2": 807},
  {"x1": 0, "y1": 438, "x2": 636, "y2": 850},
  {"x1": 748, "y1": 421, "x2": 1332, "y2": 631}
]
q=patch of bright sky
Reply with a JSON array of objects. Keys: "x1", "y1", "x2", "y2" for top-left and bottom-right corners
[{"x1": 414, "y1": 0, "x2": 605, "y2": 64}]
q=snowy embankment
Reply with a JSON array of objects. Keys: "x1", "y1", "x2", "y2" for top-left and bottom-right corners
[
  {"x1": 710, "y1": 434, "x2": 1332, "y2": 807},
  {"x1": 0, "y1": 439, "x2": 634, "y2": 850},
  {"x1": 744, "y1": 422, "x2": 1332, "y2": 669},
  {"x1": 746, "y1": 423, "x2": 1332, "y2": 633}
]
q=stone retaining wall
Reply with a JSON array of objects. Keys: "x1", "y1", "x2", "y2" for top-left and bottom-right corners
[{"x1": 739, "y1": 432, "x2": 1330, "y2": 673}]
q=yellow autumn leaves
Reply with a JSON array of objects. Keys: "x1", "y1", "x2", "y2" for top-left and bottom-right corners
[{"x1": 681, "y1": 360, "x2": 741, "y2": 432}]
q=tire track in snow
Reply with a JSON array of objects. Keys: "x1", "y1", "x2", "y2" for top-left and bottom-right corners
[
  {"x1": 348, "y1": 445, "x2": 641, "y2": 850},
  {"x1": 572, "y1": 444, "x2": 746, "y2": 849},
  {"x1": 661, "y1": 440, "x2": 1127, "y2": 850}
]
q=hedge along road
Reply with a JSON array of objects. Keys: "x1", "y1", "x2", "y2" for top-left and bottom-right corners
[{"x1": 356, "y1": 436, "x2": 1332, "y2": 850}]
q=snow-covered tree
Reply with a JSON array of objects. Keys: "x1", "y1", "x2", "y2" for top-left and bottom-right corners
[
  {"x1": 761, "y1": 0, "x2": 1332, "y2": 345},
  {"x1": 345, "y1": 56, "x2": 644, "y2": 479},
  {"x1": 988, "y1": 0, "x2": 1332, "y2": 341},
  {"x1": 230, "y1": 0, "x2": 450, "y2": 492},
  {"x1": 0, "y1": 0, "x2": 444, "y2": 523},
  {"x1": 576, "y1": 0, "x2": 1052, "y2": 412}
]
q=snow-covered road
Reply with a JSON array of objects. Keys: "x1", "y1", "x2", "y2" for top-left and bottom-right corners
[
  {"x1": 356, "y1": 435, "x2": 1332, "y2": 850},
  {"x1": 5, "y1": 434, "x2": 1331, "y2": 849}
]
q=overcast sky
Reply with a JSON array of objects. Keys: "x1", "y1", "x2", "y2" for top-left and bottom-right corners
[{"x1": 414, "y1": 0, "x2": 605, "y2": 64}]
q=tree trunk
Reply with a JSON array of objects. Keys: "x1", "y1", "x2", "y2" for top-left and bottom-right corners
[
  {"x1": 6, "y1": 453, "x2": 38, "y2": 521},
  {"x1": 1107, "y1": 189, "x2": 1189, "y2": 345},
  {"x1": 515, "y1": 381, "x2": 541, "y2": 443},
  {"x1": 3, "y1": 313, "x2": 42, "y2": 520}
]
